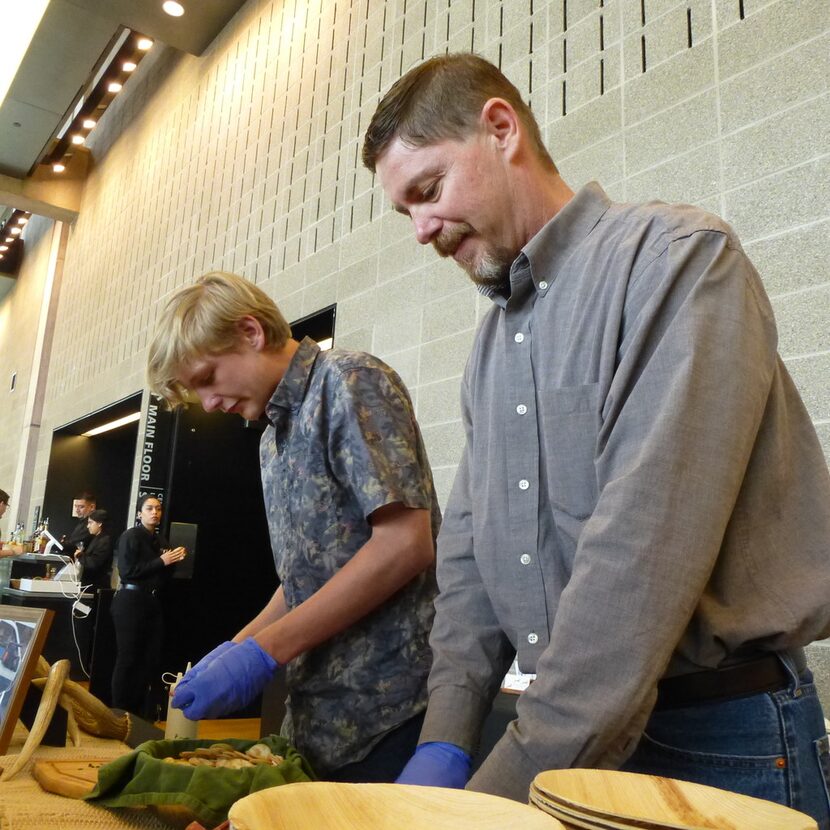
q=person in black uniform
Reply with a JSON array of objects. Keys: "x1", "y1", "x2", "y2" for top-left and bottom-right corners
[
  {"x1": 75, "y1": 508, "x2": 113, "y2": 590},
  {"x1": 110, "y1": 495, "x2": 186, "y2": 716},
  {"x1": 62, "y1": 491, "x2": 96, "y2": 558}
]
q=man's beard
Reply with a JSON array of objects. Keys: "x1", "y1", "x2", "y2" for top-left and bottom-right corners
[{"x1": 433, "y1": 223, "x2": 514, "y2": 290}]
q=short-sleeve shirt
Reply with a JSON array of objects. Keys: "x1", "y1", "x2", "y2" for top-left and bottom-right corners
[{"x1": 260, "y1": 337, "x2": 440, "y2": 774}]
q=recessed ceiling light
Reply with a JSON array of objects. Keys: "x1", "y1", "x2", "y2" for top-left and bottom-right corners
[
  {"x1": 4, "y1": 237, "x2": 12, "y2": 242},
  {"x1": 123, "y1": 61, "x2": 137, "y2": 72},
  {"x1": 162, "y1": 1, "x2": 185, "y2": 17},
  {"x1": 82, "y1": 118, "x2": 96, "y2": 129},
  {"x1": 137, "y1": 38, "x2": 153, "y2": 50},
  {"x1": 108, "y1": 82, "x2": 122, "y2": 93},
  {"x1": 53, "y1": 163, "x2": 66, "y2": 173},
  {"x1": 10, "y1": 227, "x2": 21, "y2": 235},
  {"x1": 17, "y1": 216, "x2": 28, "y2": 224},
  {"x1": 0, "y1": 246, "x2": 7, "y2": 252},
  {"x1": 71, "y1": 135, "x2": 85, "y2": 145}
]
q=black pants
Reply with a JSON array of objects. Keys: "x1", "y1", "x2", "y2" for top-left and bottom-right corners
[
  {"x1": 327, "y1": 712, "x2": 425, "y2": 783},
  {"x1": 110, "y1": 588, "x2": 163, "y2": 718}
]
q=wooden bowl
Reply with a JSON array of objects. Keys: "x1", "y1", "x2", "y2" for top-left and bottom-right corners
[
  {"x1": 228, "y1": 782, "x2": 564, "y2": 829},
  {"x1": 532, "y1": 769, "x2": 817, "y2": 830}
]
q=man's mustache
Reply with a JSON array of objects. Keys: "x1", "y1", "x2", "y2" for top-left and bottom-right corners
[{"x1": 433, "y1": 223, "x2": 474, "y2": 258}]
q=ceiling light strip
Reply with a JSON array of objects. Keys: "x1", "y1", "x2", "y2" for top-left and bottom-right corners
[
  {"x1": 82, "y1": 412, "x2": 141, "y2": 437},
  {"x1": 37, "y1": 29, "x2": 154, "y2": 175}
]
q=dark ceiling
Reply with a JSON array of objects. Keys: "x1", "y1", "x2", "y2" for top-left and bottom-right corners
[{"x1": 0, "y1": 0, "x2": 248, "y2": 179}]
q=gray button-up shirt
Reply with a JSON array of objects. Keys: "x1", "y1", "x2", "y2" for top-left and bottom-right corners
[
  {"x1": 421, "y1": 182, "x2": 830, "y2": 800},
  {"x1": 261, "y1": 338, "x2": 440, "y2": 774}
]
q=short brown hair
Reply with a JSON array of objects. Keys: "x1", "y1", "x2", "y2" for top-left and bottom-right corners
[
  {"x1": 147, "y1": 271, "x2": 291, "y2": 408},
  {"x1": 363, "y1": 53, "x2": 555, "y2": 173}
]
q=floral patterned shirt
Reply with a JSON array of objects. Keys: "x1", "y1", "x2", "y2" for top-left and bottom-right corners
[{"x1": 260, "y1": 337, "x2": 440, "y2": 774}]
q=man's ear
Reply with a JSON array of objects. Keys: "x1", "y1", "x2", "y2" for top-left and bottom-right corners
[
  {"x1": 237, "y1": 315, "x2": 266, "y2": 349},
  {"x1": 480, "y1": 97, "x2": 521, "y2": 158}
]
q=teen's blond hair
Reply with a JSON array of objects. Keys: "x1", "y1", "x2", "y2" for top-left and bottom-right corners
[{"x1": 147, "y1": 271, "x2": 290, "y2": 408}]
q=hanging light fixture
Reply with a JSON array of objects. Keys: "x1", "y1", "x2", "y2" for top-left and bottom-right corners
[{"x1": 42, "y1": 31, "x2": 154, "y2": 174}]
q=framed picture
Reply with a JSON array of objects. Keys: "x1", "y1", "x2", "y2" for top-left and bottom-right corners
[{"x1": 0, "y1": 605, "x2": 54, "y2": 755}]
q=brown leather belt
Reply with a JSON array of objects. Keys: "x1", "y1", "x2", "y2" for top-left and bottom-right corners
[{"x1": 655, "y1": 650, "x2": 807, "y2": 710}]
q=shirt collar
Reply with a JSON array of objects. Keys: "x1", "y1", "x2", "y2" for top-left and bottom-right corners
[
  {"x1": 478, "y1": 181, "x2": 611, "y2": 308},
  {"x1": 265, "y1": 337, "x2": 320, "y2": 427}
]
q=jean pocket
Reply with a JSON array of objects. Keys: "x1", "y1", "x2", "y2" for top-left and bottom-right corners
[
  {"x1": 815, "y1": 735, "x2": 830, "y2": 808},
  {"x1": 625, "y1": 732, "x2": 788, "y2": 805}
]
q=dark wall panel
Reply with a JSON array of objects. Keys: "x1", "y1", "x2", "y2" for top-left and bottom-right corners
[
  {"x1": 42, "y1": 425, "x2": 138, "y2": 541},
  {"x1": 155, "y1": 405, "x2": 277, "y2": 717}
]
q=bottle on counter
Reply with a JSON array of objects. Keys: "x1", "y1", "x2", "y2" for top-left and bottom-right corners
[
  {"x1": 165, "y1": 669, "x2": 198, "y2": 739},
  {"x1": 37, "y1": 518, "x2": 49, "y2": 553}
]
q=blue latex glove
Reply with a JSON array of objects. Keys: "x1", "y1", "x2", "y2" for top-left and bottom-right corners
[
  {"x1": 396, "y1": 741, "x2": 472, "y2": 788},
  {"x1": 174, "y1": 641, "x2": 236, "y2": 696},
  {"x1": 172, "y1": 637, "x2": 279, "y2": 720}
]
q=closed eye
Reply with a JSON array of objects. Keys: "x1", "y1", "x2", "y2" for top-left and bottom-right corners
[{"x1": 420, "y1": 180, "x2": 439, "y2": 200}]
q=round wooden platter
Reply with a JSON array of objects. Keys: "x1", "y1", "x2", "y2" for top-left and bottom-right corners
[
  {"x1": 228, "y1": 782, "x2": 565, "y2": 830},
  {"x1": 531, "y1": 769, "x2": 817, "y2": 830}
]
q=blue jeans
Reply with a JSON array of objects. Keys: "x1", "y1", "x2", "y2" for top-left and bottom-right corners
[
  {"x1": 622, "y1": 659, "x2": 830, "y2": 829},
  {"x1": 326, "y1": 712, "x2": 425, "y2": 783}
]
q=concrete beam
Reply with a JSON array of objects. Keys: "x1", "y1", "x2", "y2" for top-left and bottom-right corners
[{"x1": 0, "y1": 148, "x2": 88, "y2": 223}]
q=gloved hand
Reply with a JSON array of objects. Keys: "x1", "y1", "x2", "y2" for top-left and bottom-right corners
[
  {"x1": 395, "y1": 741, "x2": 472, "y2": 788},
  {"x1": 174, "y1": 641, "x2": 236, "y2": 696},
  {"x1": 172, "y1": 637, "x2": 279, "y2": 720}
]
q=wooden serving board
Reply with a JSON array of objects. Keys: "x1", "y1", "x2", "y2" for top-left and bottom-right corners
[
  {"x1": 32, "y1": 758, "x2": 108, "y2": 799},
  {"x1": 229, "y1": 782, "x2": 564, "y2": 830},
  {"x1": 532, "y1": 769, "x2": 817, "y2": 830}
]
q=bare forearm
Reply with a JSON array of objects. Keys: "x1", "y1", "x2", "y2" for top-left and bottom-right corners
[
  {"x1": 235, "y1": 585, "x2": 288, "y2": 642},
  {"x1": 254, "y1": 505, "x2": 433, "y2": 664}
]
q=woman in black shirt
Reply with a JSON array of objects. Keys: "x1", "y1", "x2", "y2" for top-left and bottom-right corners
[
  {"x1": 110, "y1": 495, "x2": 186, "y2": 716},
  {"x1": 75, "y1": 508, "x2": 113, "y2": 589}
]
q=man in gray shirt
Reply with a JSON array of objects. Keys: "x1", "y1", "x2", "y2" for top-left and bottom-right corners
[{"x1": 363, "y1": 53, "x2": 830, "y2": 825}]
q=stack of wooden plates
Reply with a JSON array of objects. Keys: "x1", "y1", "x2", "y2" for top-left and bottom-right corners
[
  {"x1": 529, "y1": 769, "x2": 818, "y2": 830},
  {"x1": 228, "y1": 781, "x2": 565, "y2": 829}
]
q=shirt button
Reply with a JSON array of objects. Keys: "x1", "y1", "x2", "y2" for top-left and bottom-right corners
[
  {"x1": 519, "y1": 479, "x2": 529, "y2": 490},
  {"x1": 514, "y1": 332, "x2": 525, "y2": 343},
  {"x1": 516, "y1": 404, "x2": 527, "y2": 415},
  {"x1": 538, "y1": 280, "x2": 548, "y2": 290},
  {"x1": 520, "y1": 553, "x2": 531, "y2": 565},
  {"x1": 527, "y1": 633, "x2": 539, "y2": 644}
]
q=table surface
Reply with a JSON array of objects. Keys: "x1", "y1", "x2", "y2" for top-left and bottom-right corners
[
  {"x1": 1, "y1": 585, "x2": 94, "y2": 600},
  {"x1": 0, "y1": 717, "x2": 262, "y2": 829},
  {"x1": 0, "y1": 722, "x2": 168, "y2": 829}
]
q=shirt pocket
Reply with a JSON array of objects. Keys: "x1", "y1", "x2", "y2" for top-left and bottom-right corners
[{"x1": 538, "y1": 383, "x2": 600, "y2": 520}]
